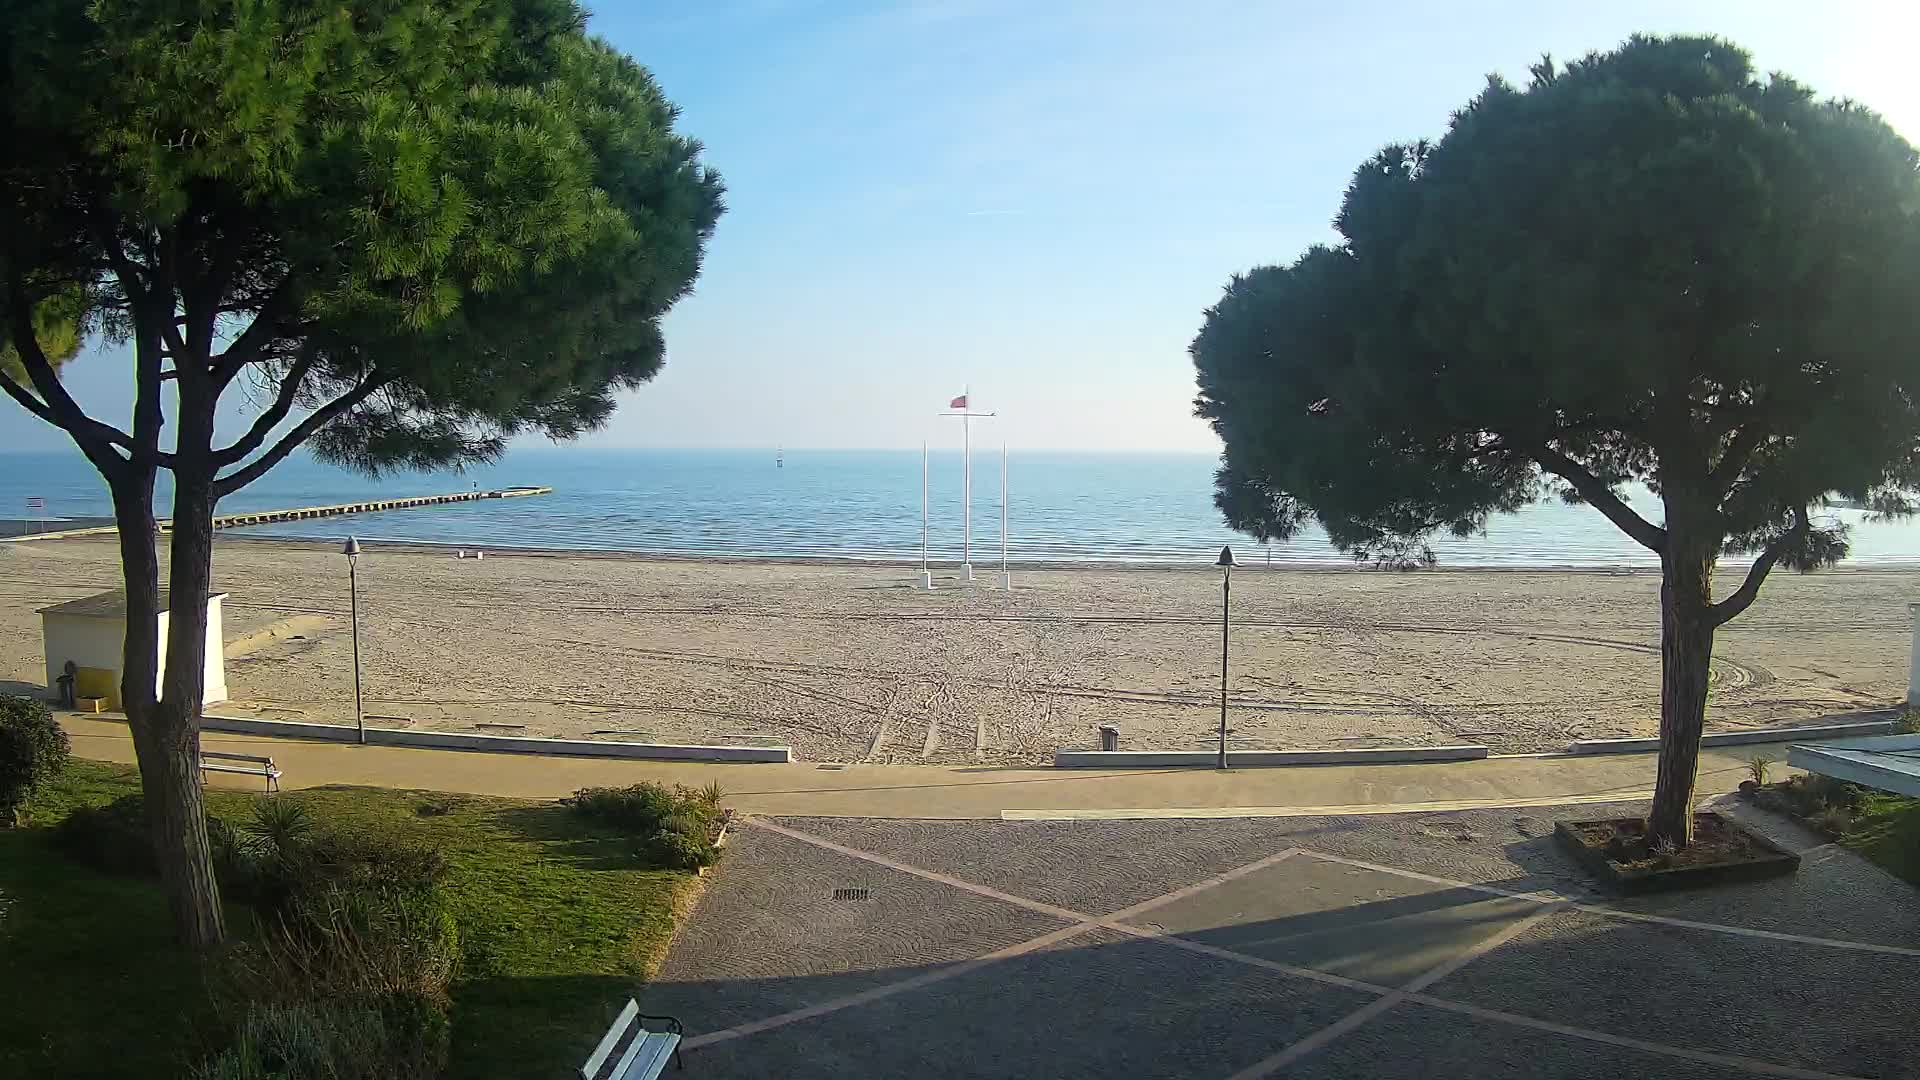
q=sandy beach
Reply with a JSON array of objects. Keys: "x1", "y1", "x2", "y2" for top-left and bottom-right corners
[{"x1": 0, "y1": 534, "x2": 1911, "y2": 764}]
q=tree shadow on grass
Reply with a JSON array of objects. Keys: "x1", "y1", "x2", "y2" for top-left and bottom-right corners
[
  {"x1": 488, "y1": 803, "x2": 680, "y2": 873},
  {"x1": 0, "y1": 830, "x2": 234, "y2": 1078},
  {"x1": 452, "y1": 973, "x2": 641, "y2": 1080}
]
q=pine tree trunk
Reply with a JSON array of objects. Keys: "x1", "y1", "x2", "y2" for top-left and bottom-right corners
[
  {"x1": 111, "y1": 477, "x2": 161, "y2": 722},
  {"x1": 158, "y1": 392, "x2": 228, "y2": 948},
  {"x1": 1649, "y1": 537, "x2": 1716, "y2": 848},
  {"x1": 109, "y1": 463, "x2": 227, "y2": 948}
]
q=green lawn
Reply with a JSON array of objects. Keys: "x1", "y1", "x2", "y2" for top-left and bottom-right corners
[
  {"x1": 0, "y1": 761, "x2": 701, "y2": 1079},
  {"x1": 1847, "y1": 792, "x2": 1920, "y2": 888}
]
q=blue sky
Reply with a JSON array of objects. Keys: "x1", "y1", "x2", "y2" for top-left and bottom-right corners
[{"x1": 7, "y1": 0, "x2": 1916, "y2": 455}]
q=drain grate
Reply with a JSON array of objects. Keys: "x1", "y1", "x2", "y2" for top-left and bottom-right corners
[{"x1": 832, "y1": 888, "x2": 872, "y2": 901}]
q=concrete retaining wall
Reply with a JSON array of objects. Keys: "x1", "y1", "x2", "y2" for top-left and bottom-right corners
[
  {"x1": 198, "y1": 714, "x2": 791, "y2": 762},
  {"x1": 1567, "y1": 719, "x2": 1900, "y2": 755},
  {"x1": 1052, "y1": 745, "x2": 1490, "y2": 768}
]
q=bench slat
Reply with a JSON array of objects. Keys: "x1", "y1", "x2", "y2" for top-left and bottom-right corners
[
  {"x1": 582, "y1": 999, "x2": 640, "y2": 1079},
  {"x1": 616, "y1": 1032, "x2": 679, "y2": 1080},
  {"x1": 202, "y1": 751, "x2": 275, "y2": 765}
]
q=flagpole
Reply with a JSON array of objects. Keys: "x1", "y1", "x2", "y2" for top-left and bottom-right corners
[
  {"x1": 999, "y1": 442, "x2": 1010, "y2": 590},
  {"x1": 920, "y1": 442, "x2": 932, "y2": 589},
  {"x1": 962, "y1": 384, "x2": 973, "y2": 581},
  {"x1": 940, "y1": 390, "x2": 993, "y2": 585}
]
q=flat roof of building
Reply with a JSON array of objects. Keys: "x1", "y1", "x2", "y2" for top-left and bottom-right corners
[
  {"x1": 1789, "y1": 733, "x2": 1920, "y2": 797},
  {"x1": 37, "y1": 589, "x2": 229, "y2": 619}
]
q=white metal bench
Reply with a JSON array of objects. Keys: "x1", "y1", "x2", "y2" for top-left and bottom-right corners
[
  {"x1": 582, "y1": 1000, "x2": 683, "y2": 1079},
  {"x1": 199, "y1": 750, "x2": 281, "y2": 793}
]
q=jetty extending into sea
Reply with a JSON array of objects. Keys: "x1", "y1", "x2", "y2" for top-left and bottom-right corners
[{"x1": 0, "y1": 486, "x2": 553, "y2": 543}]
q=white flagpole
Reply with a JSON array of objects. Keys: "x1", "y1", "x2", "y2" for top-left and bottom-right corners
[
  {"x1": 939, "y1": 389, "x2": 992, "y2": 585},
  {"x1": 920, "y1": 442, "x2": 932, "y2": 589},
  {"x1": 999, "y1": 442, "x2": 1010, "y2": 589},
  {"x1": 962, "y1": 384, "x2": 973, "y2": 581}
]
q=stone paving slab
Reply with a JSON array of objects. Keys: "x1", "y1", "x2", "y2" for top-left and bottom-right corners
[
  {"x1": 1128, "y1": 858, "x2": 1544, "y2": 986},
  {"x1": 679, "y1": 927, "x2": 1375, "y2": 1079},
  {"x1": 644, "y1": 825, "x2": 1072, "y2": 1034},
  {"x1": 1596, "y1": 801, "x2": 1920, "y2": 950},
  {"x1": 651, "y1": 809, "x2": 1920, "y2": 1079},
  {"x1": 1430, "y1": 909, "x2": 1920, "y2": 1078},
  {"x1": 778, "y1": 816, "x2": 1316, "y2": 914},
  {"x1": 782, "y1": 809, "x2": 1618, "y2": 915},
  {"x1": 1285, "y1": 1002, "x2": 1761, "y2": 1080}
]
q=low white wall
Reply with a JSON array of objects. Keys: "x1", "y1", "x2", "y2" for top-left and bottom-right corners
[
  {"x1": 1566, "y1": 719, "x2": 1900, "y2": 755},
  {"x1": 199, "y1": 714, "x2": 792, "y2": 763},
  {"x1": 1052, "y1": 745, "x2": 1490, "y2": 768}
]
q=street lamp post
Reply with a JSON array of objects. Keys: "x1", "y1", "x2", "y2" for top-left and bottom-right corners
[
  {"x1": 343, "y1": 536, "x2": 365, "y2": 745},
  {"x1": 1216, "y1": 545, "x2": 1235, "y2": 769}
]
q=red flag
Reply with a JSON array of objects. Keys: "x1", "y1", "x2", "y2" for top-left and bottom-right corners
[{"x1": 949, "y1": 394, "x2": 968, "y2": 409}]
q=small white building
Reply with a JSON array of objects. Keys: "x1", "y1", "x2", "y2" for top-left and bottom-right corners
[{"x1": 39, "y1": 589, "x2": 228, "y2": 708}]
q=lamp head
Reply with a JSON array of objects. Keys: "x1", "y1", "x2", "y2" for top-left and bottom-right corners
[
  {"x1": 1216, "y1": 545, "x2": 1236, "y2": 567},
  {"x1": 343, "y1": 536, "x2": 362, "y2": 559}
]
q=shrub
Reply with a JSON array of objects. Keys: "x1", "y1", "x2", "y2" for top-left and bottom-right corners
[
  {"x1": 647, "y1": 825, "x2": 717, "y2": 871},
  {"x1": 209, "y1": 813, "x2": 250, "y2": 882},
  {"x1": 303, "y1": 831, "x2": 448, "y2": 896},
  {"x1": 1811, "y1": 805, "x2": 1855, "y2": 838},
  {"x1": 566, "y1": 781, "x2": 724, "y2": 869},
  {"x1": 231, "y1": 802, "x2": 446, "y2": 914},
  {"x1": 0, "y1": 695, "x2": 69, "y2": 824},
  {"x1": 209, "y1": 872, "x2": 460, "y2": 1078},
  {"x1": 1745, "y1": 756, "x2": 1775, "y2": 787},
  {"x1": 270, "y1": 882, "x2": 460, "y2": 1002},
  {"x1": 191, "y1": 995, "x2": 449, "y2": 1080},
  {"x1": 565, "y1": 782, "x2": 681, "y2": 833},
  {"x1": 1799, "y1": 773, "x2": 1865, "y2": 813},
  {"x1": 54, "y1": 793, "x2": 156, "y2": 874},
  {"x1": 247, "y1": 799, "x2": 318, "y2": 866}
]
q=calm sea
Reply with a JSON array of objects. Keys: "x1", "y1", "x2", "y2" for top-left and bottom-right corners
[{"x1": 1, "y1": 447, "x2": 1916, "y2": 567}]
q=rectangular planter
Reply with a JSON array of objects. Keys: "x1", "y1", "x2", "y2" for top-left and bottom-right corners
[{"x1": 1554, "y1": 812, "x2": 1800, "y2": 894}]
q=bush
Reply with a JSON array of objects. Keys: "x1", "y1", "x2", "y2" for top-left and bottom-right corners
[
  {"x1": 269, "y1": 882, "x2": 460, "y2": 1003},
  {"x1": 0, "y1": 695, "x2": 70, "y2": 824},
  {"x1": 229, "y1": 800, "x2": 447, "y2": 913},
  {"x1": 54, "y1": 793, "x2": 156, "y2": 874},
  {"x1": 565, "y1": 782, "x2": 723, "y2": 869},
  {"x1": 206, "y1": 825, "x2": 460, "y2": 1080},
  {"x1": 191, "y1": 995, "x2": 449, "y2": 1080},
  {"x1": 565, "y1": 782, "x2": 682, "y2": 833},
  {"x1": 1810, "y1": 805, "x2": 1855, "y2": 839},
  {"x1": 55, "y1": 794, "x2": 251, "y2": 884},
  {"x1": 303, "y1": 831, "x2": 447, "y2": 896},
  {"x1": 647, "y1": 825, "x2": 717, "y2": 871}
]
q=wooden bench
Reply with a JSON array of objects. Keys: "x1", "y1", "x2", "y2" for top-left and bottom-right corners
[
  {"x1": 582, "y1": 1000, "x2": 683, "y2": 1079},
  {"x1": 199, "y1": 750, "x2": 281, "y2": 793}
]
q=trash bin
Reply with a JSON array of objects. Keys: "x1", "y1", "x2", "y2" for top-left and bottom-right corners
[
  {"x1": 1097, "y1": 724, "x2": 1120, "y2": 752},
  {"x1": 55, "y1": 660, "x2": 77, "y2": 709}
]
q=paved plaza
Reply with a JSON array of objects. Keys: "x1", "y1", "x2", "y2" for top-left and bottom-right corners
[{"x1": 646, "y1": 802, "x2": 1920, "y2": 1078}]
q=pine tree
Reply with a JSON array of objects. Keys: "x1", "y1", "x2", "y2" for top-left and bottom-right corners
[{"x1": 0, "y1": 0, "x2": 724, "y2": 947}]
